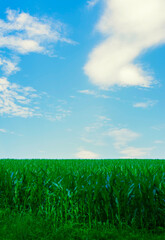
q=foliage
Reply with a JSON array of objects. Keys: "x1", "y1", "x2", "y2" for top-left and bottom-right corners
[{"x1": 0, "y1": 159, "x2": 164, "y2": 239}]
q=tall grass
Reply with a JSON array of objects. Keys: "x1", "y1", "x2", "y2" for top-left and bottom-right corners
[{"x1": 0, "y1": 159, "x2": 164, "y2": 233}]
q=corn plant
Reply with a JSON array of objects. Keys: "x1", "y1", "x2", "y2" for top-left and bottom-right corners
[{"x1": 0, "y1": 158, "x2": 164, "y2": 232}]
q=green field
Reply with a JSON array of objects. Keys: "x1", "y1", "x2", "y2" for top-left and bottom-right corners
[{"x1": 0, "y1": 159, "x2": 164, "y2": 240}]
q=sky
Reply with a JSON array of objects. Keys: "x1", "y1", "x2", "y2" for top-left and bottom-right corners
[{"x1": 0, "y1": 0, "x2": 165, "y2": 159}]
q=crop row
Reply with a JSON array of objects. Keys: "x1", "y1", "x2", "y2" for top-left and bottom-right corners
[{"x1": 0, "y1": 159, "x2": 164, "y2": 231}]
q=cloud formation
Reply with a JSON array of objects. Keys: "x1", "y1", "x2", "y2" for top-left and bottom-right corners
[
  {"x1": 0, "y1": 9, "x2": 73, "y2": 54},
  {"x1": 0, "y1": 9, "x2": 74, "y2": 118},
  {"x1": 106, "y1": 126, "x2": 154, "y2": 158},
  {"x1": 75, "y1": 149, "x2": 99, "y2": 159},
  {"x1": 78, "y1": 89, "x2": 96, "y2": 95},
  {"x1": 107, "y1": 128, "x2": 140, "y2": 149},
  {"x1": 78, "y1": 89, "x2": 110, "y2": 98},
  {"x1": 0, "y1": 56, "x2": 20, "y2": 75},
  {"x1": 45, "y1": 101, "x2": 71, "y2": 121},
  {"x1": 0, "y1": 77, "x2": 40, "y2": 117},
  {"x1": 120, "y1": 146, "x2": 153, "y2": 158},
  {"x1": 84, "y1": 0, "x2": 165, "y2": 89},
  {"x1": 133, "y1": 100, "x2": 158, "y2": 108},
  {"x1": 81, "y1": 115, "x2": 111, "y2": 146}
]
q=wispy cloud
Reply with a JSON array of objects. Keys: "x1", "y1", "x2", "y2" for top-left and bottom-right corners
[
  {"x1": 75, "y1": 149, "x2": 99, "y2": 159},
  {"x1": 106, "y1": 128, "x2": 140, "y2": 149},
  {"x1": 78, "y1": 89, "x2": 110, "y2": 98},
  {"x1": 81, "y1": 117, "x2": 154, "y2": 158},
  {"x1": 0, "y1": 9, "x2": 74, "y2": 118},
  {"x1": 0, "y1": 9, "x2": 74, "y2": 54},
  {"x1": 133, "y1": 100, "x2": 158, "y2": 108},
  {"x1": 81, "y1": 115, "x2": 111, "y2": 146},
  {"x1": 87, "y1": 0, "x2": 99, "y2": 9},
  {"x1": 84, "y1": 0, "x2": 165, "y2": 89},
  {"x1": 0, "y1": 127, "x2": 22, "y2": 136},
  {"x1": 78, "y1": 89, "x2": 96, "y2": 95},
  {"x1": 0, "y1": 56, "x2": 20, "y2": 75},
  {"x1": 105, "y1": 126, "x2": 154, "y2": 158},
  {"x1": 84, "y1": 115, "x2": 111, "y2": 133},
  {"x1": 98, "y1": 115, "x2": 111, "y2": 121},
  {"x1": 120, "y1": 146, "x2": 153, "y2": 158},
  {"x1": 151, "y1": 124, "x2": 165, "y2": 131},
  {"x1": 0, "y1": 77, "x2": 40, "y2": 117},
  {"x1": 54, "y1": 106, "x2": 71, "y2": 121},
  {"x1": 45, "y1": 102, "x2": 71, "y2": 121}
]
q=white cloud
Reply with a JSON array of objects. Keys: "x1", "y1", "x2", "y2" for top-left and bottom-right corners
[
  {"x1": 78, "y1": 89, "x2": 110, "y2": 98},
  {"x1": 84, "y1": 0, "x2": 165, "y2": 89},
  {"x1": 0, "y1": 56, "x2": 20, "y2": 75},
  {"x1": 78, "y1": 89, "x2": 96, "y2": 95},
  {"x1": 106, "y1": 126, "x2": 154, "y2": 158},
  {"x1": 0, "y1": 77, "x2": 40, "y2": 117},
  {"x1": 84, "y1": 115, "x2": 111, "y2": 133},
  {"x1": 81, "y1": 115, "x2": 111, "y2": 146},
  {"x1": 133, "y1": 100, "x2": 158, "y2": 108},
  {"x1": 151, "y1": 124, "x2": 165, "y2": 131},
  {"x1": 75, "y1": 149, "x2": 99, "y2": 159},
  {"x1": 87, "y1": 0, "x2": 99, "y2": 9},
  {"x1": 99, "y1": 94, "x2": 110, "y2": 98},
  {"x1": 55, "y1": 105, "x2": 71, "y2": 121},
  {"x1": 0, "y1": 9, "x2": 73, "y2": 54},
  {"x1": 0, "y1": 9, "x2": 75, "y2": 118},
  {"x1": 85, "y1": 126, "x2": 98, "y2": 132},
  {"x1": 120, "y1": 146, "x2": 153, "y2": 158},
  {"x1": 98, "y1": 115, "x2": 111, "y2": 121},
  {"x1": 45, "y1": 104, "x2": 71, "y2": 121},
  {"x1": 0, "y1": 128, "x2": 22, "y2": 136},
  {"x1": 106, "y1": 128, "x2": 140, "y2": 148}
]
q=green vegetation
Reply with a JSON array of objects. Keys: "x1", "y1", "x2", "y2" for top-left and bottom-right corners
[{"x1": 0, "y1": 159, "x2": 164, "y2": 240}]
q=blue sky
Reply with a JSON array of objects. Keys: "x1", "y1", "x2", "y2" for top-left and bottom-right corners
[{"x1": 0, "y1": 0, "x2": 165, "y2": 159}]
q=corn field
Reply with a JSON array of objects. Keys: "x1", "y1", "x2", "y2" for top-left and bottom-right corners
[{"x1": 0, "y1": 159, "x2": 164, "y2": 231}]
